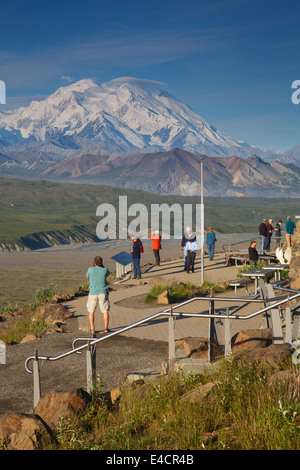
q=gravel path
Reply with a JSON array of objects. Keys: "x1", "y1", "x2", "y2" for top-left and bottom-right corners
[{"x1": 0, "y1": 315, "x2": 167, "y2": 416}]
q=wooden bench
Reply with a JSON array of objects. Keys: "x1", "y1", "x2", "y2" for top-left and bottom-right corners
[{"x1": 230, "y1": 278, "x2": 252, "y2": 295}]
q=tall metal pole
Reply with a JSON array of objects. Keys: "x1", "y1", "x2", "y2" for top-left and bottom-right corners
[{"x1": 200, "y1": 158, "x2": 204, "y2": 284}]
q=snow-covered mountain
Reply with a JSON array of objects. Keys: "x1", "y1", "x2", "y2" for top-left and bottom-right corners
[{"x1": 0, "y1": 77, "x2": 255, "y2": 156}]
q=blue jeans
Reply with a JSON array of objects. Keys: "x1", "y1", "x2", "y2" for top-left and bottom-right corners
[
  {"x1": 207, "y1": 244, "x2": 215, "y2": 260},
  {"x1": 133, "y1": 257, "x2": 141, "y2": 277},
  {"x1": 260, "y1": 236, "x2": 266, "y2": 253},
  {"x1": 265, "y1": 235, "x2": 271, "y2": 251}
]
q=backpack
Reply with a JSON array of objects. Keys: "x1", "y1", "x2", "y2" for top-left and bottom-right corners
[{"x1": 138, "y1": 239, "x2": 144, "y2": 253}]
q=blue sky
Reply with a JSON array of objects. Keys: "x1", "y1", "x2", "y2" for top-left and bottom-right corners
[{"x1": 1, "y1": 0, "x2": 300, "y2": 152}]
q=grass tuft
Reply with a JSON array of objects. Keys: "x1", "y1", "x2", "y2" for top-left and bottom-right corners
[
  {"x1": 144, "y1": 278, "x2": 228, "y2": 303},
  {"x1": 50, "y1": 358, "x2": 300, "y2": 450}
]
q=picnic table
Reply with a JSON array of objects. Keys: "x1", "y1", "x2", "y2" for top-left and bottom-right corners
[
  {"x1": 229, "y1": 255, "x2": 249, "y2": 266},
  {"x1": 242, "y1": 269, "x2": 274, "y2": 294},
  {"x1": 258, "y1": 254, "x2": 277, "y2": 263},
  {"x1": 228, "y1": 253, "x2": 276, "y2": 266},
  {"x1": 262, "y1": 263, "x2": 289, "y2": 281}
]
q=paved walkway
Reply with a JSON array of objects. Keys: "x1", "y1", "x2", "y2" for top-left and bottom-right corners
[{"x1": 65, "y1": 253, "x2": 264, "y2": 346}]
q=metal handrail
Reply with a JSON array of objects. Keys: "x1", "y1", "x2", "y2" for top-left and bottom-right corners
[{"x1": 25, "y1": 291, "x2": 300, "y2": 374}]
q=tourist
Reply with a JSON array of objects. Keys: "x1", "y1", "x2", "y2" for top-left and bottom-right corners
[
  {"x1": 86, "y1": 256, "x2": 110, "y2": 336},
  {"x1": 275, "y1": 220, "x2": 283, "y2": 247},
  {"x1": 259, "y1": 219, "x2": 268, "y2": 253},
  {"x1": 285, "y1": 216, "x2": 296, "y2": 247},
  {"x1": 150, "y1": 230, "x2": 162, "y2": 266},
  {"x1": 181, "y1": 227, "x2": 196, "y2": 271},
  {"x1": 248, "y1": 240, "x2": 259, "y2": 264},
  {"x1": 206, "y1": 226, "x2": 216, "y2": 261},
  {"x1": 186, "y1": 237, "x2": 198, "y2": 273},
  {"x1": 265, "y1": 218, "x2": 274, "y2": 252},
  {"x1": 130, "y1": 235, "x2": 142, "y2": 279}
]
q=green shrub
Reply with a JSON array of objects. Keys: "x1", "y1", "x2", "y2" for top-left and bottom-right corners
[
  {"x1": 0, "y1": 315, "x2": 50, "y2": 344},
  {"x1": 34, "y1": 283, "x2": 58, "y2": 305},
  {"x1": 144, "y1": 278, "x2": 228, "y2": 303}
]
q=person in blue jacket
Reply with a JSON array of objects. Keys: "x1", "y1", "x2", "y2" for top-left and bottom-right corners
[
  {"x1": 206, "y1": 227, "x2": 217, "y2": 261},
  {"x1": 130, "y1": 234, "x2": 142, "y2": 279}
]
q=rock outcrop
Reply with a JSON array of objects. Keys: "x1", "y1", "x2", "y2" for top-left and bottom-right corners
[
  {"x1": 31, "y1": 301, "x2": 74, "y2": 326},
  {"x1": 175, "y1": 337, "x2": 213, "y2": 358},
  {"x1": 231, "y1": 328, "x2": 273, "y2": 352},
  {"x1": 0, "y1": 227, "x2": 99, "y2": 252},
  {"x1": 0, "y1": 413, "x2": 53, "y2": 450},
  {"x1": 31, "y1": 389, "x2": 91, "y2": 429}
]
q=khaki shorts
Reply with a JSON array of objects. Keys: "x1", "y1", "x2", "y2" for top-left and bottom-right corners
[{"x1": 86, "y1": 293, "x2": 110, "y2": 314}]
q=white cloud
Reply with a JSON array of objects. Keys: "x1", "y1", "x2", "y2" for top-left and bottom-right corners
[{"x1": 60, "y1": 75, "x2": 74, "y2": 83}]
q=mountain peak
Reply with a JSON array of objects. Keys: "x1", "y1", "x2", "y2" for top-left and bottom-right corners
[
  {"x1": 67, "y1": 78, "x2": 100, "y2": 88},
  {"x1": 107, "y1": 77, "x2": 166, "y2": 89},
  {"x1": 0, "y1": 76, "x2": 253, "y2": 156}
]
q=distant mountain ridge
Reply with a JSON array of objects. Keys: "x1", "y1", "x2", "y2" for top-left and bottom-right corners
[{"x1": 39, "y1": 148, "x2": 300, "y2": 197}]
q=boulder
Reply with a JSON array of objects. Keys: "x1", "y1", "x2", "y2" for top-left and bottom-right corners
[
  {"x1": 175, "y1": 337, "x2": 212, "y2": 358},
  {"x1": 107, "y1": 387, "x2": 122, "y2": 405},
  {"x1": 20, "y1": 334, "x2": 37, "y2": 344},
  {"x1": 157, "y1": 290, "x2": 171, "y2": 305},
  {"x1": 0, "y1": 413, "x2": 53, "y2": 450},
  {"x1": 31, "y1": 388, "x2": 91, "y2": 429},
  {"x1": 231, "y1": 328, "x2": 273, "y2": 352},
  {"x1": 52, "y1": 293, "x2": 74, "y2": 302},
  {"x1": 179, "y1": 381, "x2": 215, "y2": 403},
  {"x1": 234, "y1": 343, "x2": 292, "y2": 367},
  {"x1": 31, "y1": 301, "x2": 73, "y2": 326},
  {"x1": 290, "y1": 277, "x2": 300, "y2": 290},
  {"x1": 288, "y1": 256, "x2": 300, "y2": 279}
]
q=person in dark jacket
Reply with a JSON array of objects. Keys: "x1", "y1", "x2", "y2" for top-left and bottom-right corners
[
  {"x1": 130, "y1": 235, "x2": 142, "y2": 279},
  {"x1": 275, "y1": 220, "x2": 282, "y2": 247},
  {"x1": 259, "y1": 219, "x2": 268, "y2": 253},
  {"x1": 248, "y1": 240, "x2": 259, "y2": 264}
]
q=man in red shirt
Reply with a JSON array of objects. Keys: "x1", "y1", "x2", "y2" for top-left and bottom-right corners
[{"x1": 150, "y1": 230, "x2": 162, "y2": 266}]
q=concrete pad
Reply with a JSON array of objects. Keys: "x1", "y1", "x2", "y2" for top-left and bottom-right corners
[{"x1": 63, "y1": 253, "x2": 267, "y2": 374}]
